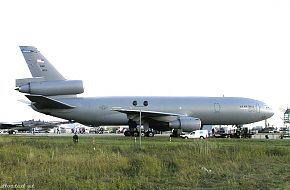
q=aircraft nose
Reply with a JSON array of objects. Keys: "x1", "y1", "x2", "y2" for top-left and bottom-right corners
[
  {"x1": 266, "y1": 109, "x2": 274, "y2": 118},
  {"x1": 261, "y1": 105, "x2": 274, "y2": 119}
]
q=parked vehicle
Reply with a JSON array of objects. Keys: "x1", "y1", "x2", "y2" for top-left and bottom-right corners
[
  {"x1": 280, "y1": 130, "x2": 290, "y2": 139},
  {"x1": 180, "y1": 130, "x2": 209, "y2": 139}
]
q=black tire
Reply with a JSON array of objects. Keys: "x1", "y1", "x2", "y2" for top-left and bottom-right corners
[
  {"x1": 124, "y1": 131, "x2": 131, "y2": 137},
  {"x1": 185, "y1": 136, "x2": 188, "y2": 139},
  {"x1": 8, "y1": 130, "x2": 15, "y2": 135},
  {"x1": 147, "y1": 131, "x2": 154, "y2": 137},
  {"x1": 133, "y1": 131, "x2": 139, "y2": 137},
  {"x1": 200, "y1": 136, "x2": 205, "y2": 140},
  {"x1": 280, "y1": 135, "x2": 283, "y2": 139}
]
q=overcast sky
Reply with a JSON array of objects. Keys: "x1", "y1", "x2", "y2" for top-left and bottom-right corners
[{"x1": 0, "y1": 0, "x2": 289, "y2": 126}]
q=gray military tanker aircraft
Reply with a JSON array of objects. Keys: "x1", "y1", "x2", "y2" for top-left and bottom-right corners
[{"x1": 15, "y1": 46, "x2": 274, "y2": 137}]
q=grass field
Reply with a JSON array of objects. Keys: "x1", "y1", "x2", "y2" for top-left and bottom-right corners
[{"x1": 1, "y1": 135, "x2": 290, "y2": 189}]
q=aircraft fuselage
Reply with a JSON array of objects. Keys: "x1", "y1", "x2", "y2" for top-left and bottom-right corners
[{"x1": 33, "y1": 96, "x2": 273, "y2": 127}]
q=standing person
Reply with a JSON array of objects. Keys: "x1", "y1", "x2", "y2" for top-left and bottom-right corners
[{"x1": 73, "y1": 133, "x2": 79, "y2": 143}]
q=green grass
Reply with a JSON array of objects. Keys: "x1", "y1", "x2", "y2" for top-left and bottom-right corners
[{"x1": 1, "y1": 136, "x2": 290, "y2": 189}]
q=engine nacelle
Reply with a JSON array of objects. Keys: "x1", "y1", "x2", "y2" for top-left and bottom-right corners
[
  {"x1": 169, "y1": 116, "x2": 201, "y2": 132},
  {"x1": 16, "y1": 80, "x2": 84, "y2": 96}
]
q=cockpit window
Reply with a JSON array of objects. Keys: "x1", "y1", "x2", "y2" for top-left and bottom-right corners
[{"x1": 240, "y1": 104, "x2": 261, "y2": 112}]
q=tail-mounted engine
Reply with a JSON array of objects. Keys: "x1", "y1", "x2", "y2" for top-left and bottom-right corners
[{"x1": 16, "y1": 78, "x2": 84, "y2": 96}]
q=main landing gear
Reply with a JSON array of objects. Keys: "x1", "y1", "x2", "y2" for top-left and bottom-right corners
[
  {"x1": 124, "y1": 130, "x2": 155, "y2": 137},
  {"x1": 124, "y1": 119, "x2": 155, "y2": 137},
  {"x1": 170, "y1": 129, "x2": 183, "y2": 137}
]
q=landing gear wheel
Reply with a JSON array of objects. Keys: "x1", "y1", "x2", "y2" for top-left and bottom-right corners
[
  {"x1": 133, "y1": 131, "x2": 139, "y2": 137},
  {"x1": 146, "y1": 131, "x2": 154, "y2": 137}
]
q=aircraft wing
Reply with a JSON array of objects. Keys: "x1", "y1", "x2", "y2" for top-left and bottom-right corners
[
  {"x1": 111, "y1": 108, "x2": 183, "y2": 117},
  {"x1": 0, "y1": 123, "x2": 22, "y2": 129},
  {"x1": 25, "y1": 95, "x2": 75, "y2": 109},
  {"x1": 111, "y1": 108, "x2": 186, "y2": 122},
  {"x1": 0, "y1": 123, "x2": 31, "y2": 132}
]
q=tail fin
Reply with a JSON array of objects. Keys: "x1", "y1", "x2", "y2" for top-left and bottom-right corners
[
  {"x1": 17, "y1": 46, "x2": 84, "y2": 96},
  {"x1": 19, "y1": 46, "x2": 65, "y2": 81}
]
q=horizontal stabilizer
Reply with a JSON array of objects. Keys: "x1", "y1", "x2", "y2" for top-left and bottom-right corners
[{"x1": 25, "y1": 95, "x2": 75, "y2": 109}]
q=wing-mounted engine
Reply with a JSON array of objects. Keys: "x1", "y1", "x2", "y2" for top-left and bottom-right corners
[
  {"x1": 169, "y1": 116, "x2": 201, "y2": 132},
  {"x1": 111, "y1": 108, "x2": 202, "y2": 132},
  {"x1": 16, "y1": 78, "x2": 84, "y2": 96}
]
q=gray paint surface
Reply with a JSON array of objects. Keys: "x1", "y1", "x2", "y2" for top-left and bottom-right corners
[
  {"x1": 45, "y1": 96, "x2": 273, "y2": 126},
  {"x1": 17, "y1": 46, "x2": 274, "y2": 130}
]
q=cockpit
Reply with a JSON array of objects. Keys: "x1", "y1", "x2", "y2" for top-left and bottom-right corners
[{"x1": 239, "y1": 103, "x2": 274, "y2": 120}]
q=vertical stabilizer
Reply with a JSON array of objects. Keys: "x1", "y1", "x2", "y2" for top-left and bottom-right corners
[
  {"x1": 19, "y1": 46, "x2": 65, "y2": 81},
  {"x1": 17, "y1": 46, "x2": 83, "y2": 96}
]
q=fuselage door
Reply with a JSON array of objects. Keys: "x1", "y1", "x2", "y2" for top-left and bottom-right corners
[
  {"x1": 214, "y1": 103, "x2": 221, "y2": 113},
  {"x1": 256, "y1": 104, "x2": 260, "y2": 113}
]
